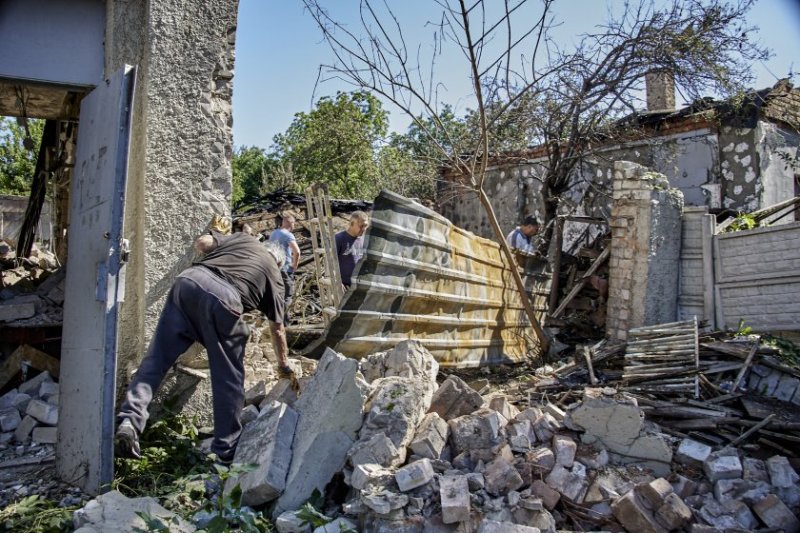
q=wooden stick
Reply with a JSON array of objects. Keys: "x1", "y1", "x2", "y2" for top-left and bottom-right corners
[
  {"x1": 730, "y1": 338, "x2": 759, "y2": 393},
  {"x1": 583, "y1": 346, "x2": 598, "y2": 385},
  {"x1": 730, "y1": 414, "x2": 776, "y2": 446},
  {"x1": 551, "y1": 247, "x2": 609, "y2": 317}
]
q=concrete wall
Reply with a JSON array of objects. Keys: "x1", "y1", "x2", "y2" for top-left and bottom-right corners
[
  {"x1": 439, "y1": 119, "x2": 797, "y2": 243},
  {"x1": 606, "y1": 162, "x2": 683, "y2": 340},
  {"x1": 0, "y1": 195, "x2": 52, "y2": 246},
  {"x1": 713, "y1": 222, "x2": 800, "y2": 332},
  {"x1": 105, "y1": 0, "x2": 239, "y2": 375}
]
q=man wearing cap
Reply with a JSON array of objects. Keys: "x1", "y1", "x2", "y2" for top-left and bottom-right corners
[{"x1": 115, "y1": 227, "x2": 296, "y2": 464}]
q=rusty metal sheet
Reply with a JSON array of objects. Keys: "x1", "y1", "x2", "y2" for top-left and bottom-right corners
[{"x1": 304, "y1": 190, "x2": 546, "y2": 367}]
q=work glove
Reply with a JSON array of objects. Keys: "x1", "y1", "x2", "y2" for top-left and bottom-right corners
[{"x1": 277, "y1": 365, "x2": 300, "y2": 393}]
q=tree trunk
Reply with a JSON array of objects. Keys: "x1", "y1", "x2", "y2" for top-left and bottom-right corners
[{"x1": 478, "y1": 187, "x2": 550, "y2": 354}]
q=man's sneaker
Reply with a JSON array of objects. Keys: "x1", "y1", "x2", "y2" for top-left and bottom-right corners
[{"x1": 115, "y1": 419, "x2": 141, "y2": 459}]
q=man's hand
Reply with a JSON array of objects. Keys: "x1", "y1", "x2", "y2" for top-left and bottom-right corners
[{"x1": 277, "y1": 365, "x2": 300, "y2": 392}]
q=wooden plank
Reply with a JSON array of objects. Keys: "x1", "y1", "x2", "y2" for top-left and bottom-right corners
[
  {"x1": 730, "y1": 339, "x2": 759, "y2": 393},
  {"x1": 551, "y1": 247, "x2": 609, "y2": 317},
  {"x1": 0, "y1": 344, "x2": 60, "y2": 389}
]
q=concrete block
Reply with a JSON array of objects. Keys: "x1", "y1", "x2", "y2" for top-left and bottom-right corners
[
  {"x1": 428, "y1": 375, "x2": 484, "y2": 421},
  {"x1": 636, "y1": 478, "x2": 673, "y2": 510},
  {"x1": 487, "y1": 396, "x2": 520, "y2": 420},
  {"x1": 240, "y1": 404, "x2": 259, "y2": 427},
  {"x1": 483, "y1": 457, "x2": 524, "y2": 497},
  {"x1": 519, "y1": 495, "x2": 543, "y2": 511},
  {"x1": 506, "y1": 490, "x2": 520, "y2": 507},
  {"x1": 477, "y1": 519, "x2": 540, "y2": 533},
  {"x1": 552, "y1": 435, "x2": 576, "y2": 467},
  {"x1": 0, "y1": 432, "x2": 12, "y2": 444},
  {"x1": 38, "y1": 381, "x2": 59, "y2": 401},
  {"x1": 31, "y1": 426, "x2": 57, "y2": 444},
  {"x1": 714, "y1": 478, "x2": 770, "y2": 505},
  {"x1": 447, "y1": 408, "x2": 503, "y2": 455},
  {"x1": 506, "y1": 419, "x2": 534, "y2": 442},
  {"x1": 25, "y1": 399, "x2": 58, "y2": 425},
  {"x1": 351, "y1": 463, "x2": 391, "y2": 491},
  {"x1": 508, "y1": 434, "x2": 531, "y2": 452},
  {"x1": 244, "y1": 380, "x2": 267, "y2": 406},
  {"x1": 526, "y1": 447, "x2": 555, "y2": 474},
  {"x1": 440, "y1": 475, "x2": 470, "y2": 524},
  {"x1": 46, "y1": 393, "x2": 58, "y2": 407},
  {"x1": 671, "y1": 474, "x2": 697, "y2": 499},
  {"x1": 348, "y1": 433, "x2": 401, "y2": 467},
  {"x1": 675, "y1": 438, "x2": 712, "y2": 466},
  {"x1": 0, "y1": 408, "x2": 21, "y2": 432},
  {"x1": 18, "y1": 371, "x2": 53, "y2": 396},
  {"x1": 383, "y1": 339, "x2": 440, "y2": 384},
  {"x1": 275, "y1": 348, "x2": 369, "y2": 517},
  {"x1": 531, "y1": 413, "x2": 560, "y2": 442},
  {"x1": 395, "y1": 458, "x2": 434, "y2": 492},
  {"x1": 654, "y1": 493, "x2": 691, "y2": 530},
  {"x1": 73, "y1": 490, "x2": 194, "y2": 532},
  {"x1": 544, "y1": 465, "x2": 586, "y2": 502},
  {"x1": 742, "y1": 456, "x2": 769, "y2": 482},
  {"x1": 611, "y1": 491, "x2": 667, "y2": 533},
  {"x1": 698, "y1": 498, "x2": 757, "y2": 530},
  {"x1": 0, "y1": 389, "x2": 18, "y2": 409},
  {"x1": 766, "y1": 455, "x2": 799, "y2": 488},
  {"x1": 752, "y1": 493, "x2": 800, "y2": 532},
  {"x1": 13, "y1": 415, "x2": 37, "y2": 443},
  {"x1": 11, "y1": 392, "x2": 31, "y2": 413},
  {"x1": 274, "y1": 510, "x2": 311, "y2": 533},
  {"x1": 409, "y1": 412, "x2": 448, "y2": 460},
  {"x1": 225, "y1": 401, "x2": 298, "y2": 506},
  {"x1": 530, "y1": 479, "x2": 560, "y2": 510},
  {"x1": 703, "y1": 451, "x2": 742, "y2": 483}
]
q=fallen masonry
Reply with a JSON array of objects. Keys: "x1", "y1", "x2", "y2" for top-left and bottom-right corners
[{"x1": 59, "y1": 335, "x2": 800, "y2": 532}]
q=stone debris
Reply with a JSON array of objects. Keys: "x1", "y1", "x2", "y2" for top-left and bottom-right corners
[
  {"x1": 408, "y1": 412, "x2": 448, "y2": 460},
  {"x1": 0, "y1": 369, "x2": 60, "y2": 451},
  {"x1": 72, "y1": 489, "x2": 194, "y2": 532},
  {"x1": 428, "y1": 375, "x2": 484, "y2": 420},
  {"x1": 395, "y1": 458, "x2": 434, "y2": 492}
]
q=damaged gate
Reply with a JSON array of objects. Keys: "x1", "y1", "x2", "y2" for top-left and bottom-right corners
[{"x1": 305, "y1": 190, "x2": 546, "y2": 367}]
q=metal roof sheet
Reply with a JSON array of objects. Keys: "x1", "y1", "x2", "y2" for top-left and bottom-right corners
[{"x1": 305, "y1": 190, "x2": 547, "y2": 367}]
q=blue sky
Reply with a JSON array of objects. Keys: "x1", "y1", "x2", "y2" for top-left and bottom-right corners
[{"x1": 232, "y1": 0, "x2": 800, "y2": 149}]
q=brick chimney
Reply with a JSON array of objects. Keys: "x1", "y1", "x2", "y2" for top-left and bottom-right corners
[{"x1": 645, "y1": 70, "x2": 676, "y2": 112}]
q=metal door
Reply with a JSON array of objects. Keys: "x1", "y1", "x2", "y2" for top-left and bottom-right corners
[{"x1": 56, "y1": 66, "x2": 135, "y2": 494}]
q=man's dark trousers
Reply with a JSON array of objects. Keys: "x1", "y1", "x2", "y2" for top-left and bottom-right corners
[{"x1": 118, "y1": 266, "x2": 250, "y2": 461}]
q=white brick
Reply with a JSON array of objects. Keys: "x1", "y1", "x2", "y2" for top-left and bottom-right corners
[
  {"x1": 440, "y1": 475, "x2": 470, "y2": 524},
  {"x1": 395, "y1": 458, "x2": 434, "y2": 492}
]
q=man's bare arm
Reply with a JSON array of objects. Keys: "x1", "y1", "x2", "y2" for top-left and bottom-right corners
[
  {"x1": 193, "y1": 234, "x2": 217, "y2": 255},
  {"x1": 289, "y1": 241, "x2": 301, "y2": 271},
  {"x1": 268, "y1": 320, "x2": 290, "y2": 368}
]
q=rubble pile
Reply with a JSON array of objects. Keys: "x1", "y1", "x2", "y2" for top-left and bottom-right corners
[
  {"x1": 207, "y1": 339, "x2": 799, "y2": 532},
  {"x1": 0, "y1": 240, "x2": 64, "y2": 326}
]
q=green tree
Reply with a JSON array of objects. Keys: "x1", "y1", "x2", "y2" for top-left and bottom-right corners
[
  {"x1": 231, "y1": 145, "x2": 269, "y2": 205},
  {"x1": 0, "y1": 117, "x2": 44, "y2": 195},
  {"x1": 271, "y1": 91, "x2": 388, "y2": 199}
]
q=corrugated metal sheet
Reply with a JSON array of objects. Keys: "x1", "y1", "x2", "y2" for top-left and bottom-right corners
[{"x1": 305, "y1": 190, "x2": 546, "y2": 367}]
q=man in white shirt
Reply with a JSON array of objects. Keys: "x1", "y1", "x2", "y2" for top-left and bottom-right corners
[{"x1": 506, "y1": 216, "x2": 540, "y2": 254}]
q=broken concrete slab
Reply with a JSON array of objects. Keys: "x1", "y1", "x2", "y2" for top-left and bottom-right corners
[
  {"x1": 351, "y1": 463, "x2": 393, "y2": 491},
  {"x1": 73, "y1": 490, "x2": 195, "y2": 532},
  {"x1": 395, "y1": 458, "x2": 434, "y2": 492},
  {"x1": 408, "y1": 412, "x2": 448, "y2": 460},
  {"x1": 312, "y1": 517, "x2": 358, "y2": 533},
  {"x1": 357, "y1": 376, "x2": 435, "y2": 466},
  {"x1": 742, "y1": 456, "x2": 770, "y2": 483},
  {"x1": 18, "y1": 370, "x2": 53, "y2": 396},
  {"x1": 697, "y1": 498, "x2": 758, "y2": 530},
  {"x1": 636, "y1": 478, "x2": 673, "y2": 510},
  {"x1": 274, "y1": 510, "x2": 311, "y2": 533},
  {"x1": 0, "y1": 301, "x2": 35, "y2": 322},
  {"x1": 428, "y1": 375, "x2": 484, "y2": 421},
  {"x1": 244, "y1": 380, "x2": 267, "y2": 406},
  {"x1": 225, "y1": 401, "x2": 298, "y2": 506},
  {"x1": 440, "y1": 475, "x2": 470, "y2": 524},
  {"x1": 361, "y1": 490, "x2": 409, "y2": 515},
  {"x1": 568, "y1": 389, "x2": 672, "y2": 476},
  {"x1": 240, "y1": 404, "x2": 259, "y2": 427},
  {"x1": 274, "y1": 348, "x2": 369, "y2": 516},
  {"x1": 360, "y1": 340, "x2": 439, "y2": 386},
  {"x1": 260, "y1": 379, "x2": 298, "y2": 410}
]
